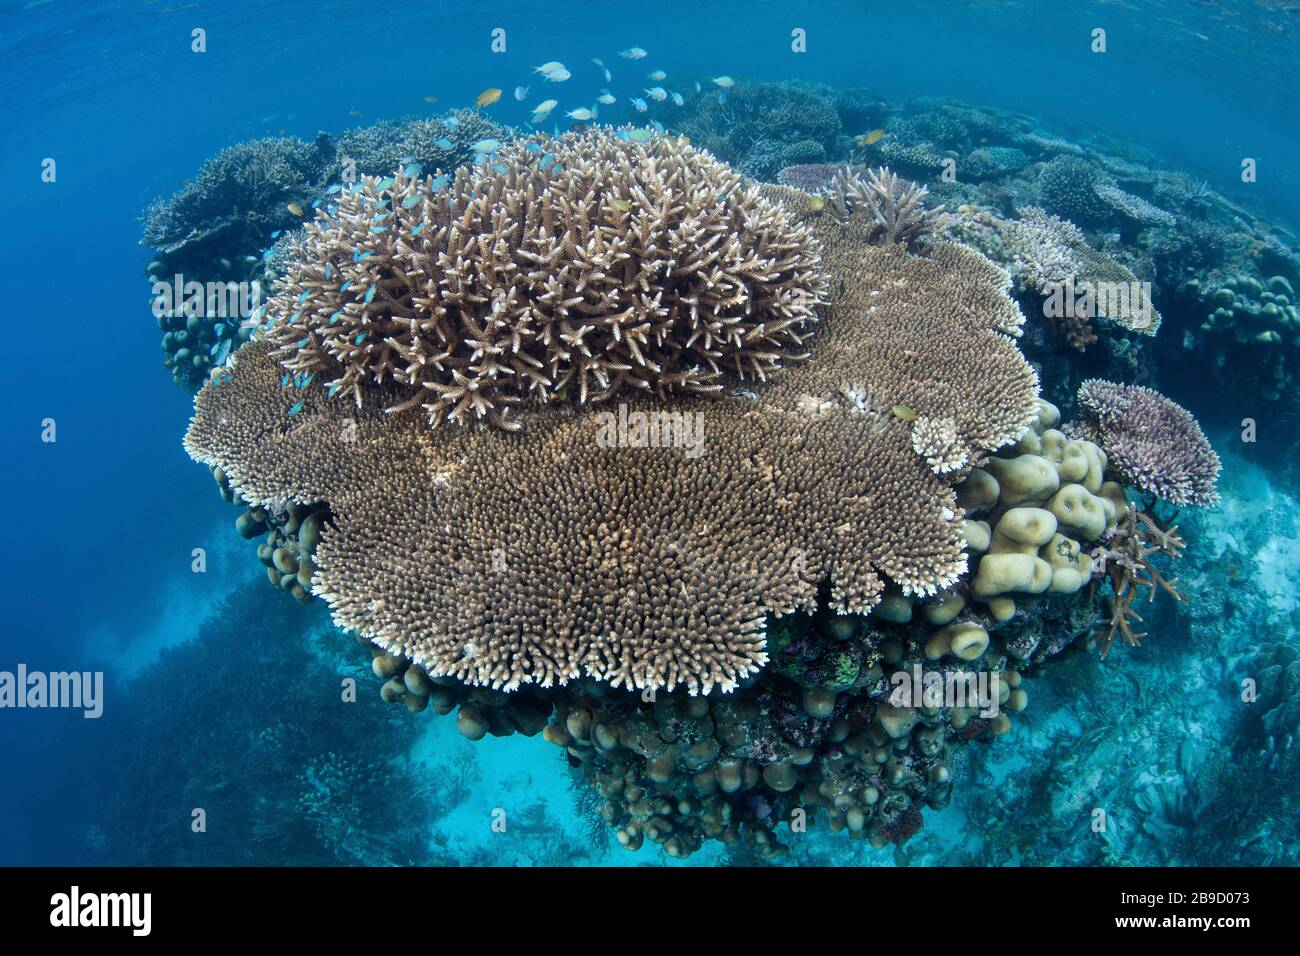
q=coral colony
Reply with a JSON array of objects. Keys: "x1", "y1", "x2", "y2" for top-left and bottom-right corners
[{"x1": 141, "y1": 82, "x2": 1246, "y2": 859}]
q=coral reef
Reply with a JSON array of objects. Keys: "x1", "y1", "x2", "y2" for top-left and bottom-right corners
[
  {"x1": 333, "y1": 109, "x2": 511, "y2": 180},
  {"x1": 176, "y1": 142, "x2": 1177, "y2": 859},
  {"x1": 141, "y1": 111, "x2": 513, "y2": 393},
  {"x1": 86, "y1": 587, "x2": 442, "y2": 865},
  {"x1": 142, "y1": 135, "x2": 334, "y2": 259},
  {"x1": 1036, "y1": 156, "x2": 1115, "y2": 225},
  {"x1": 776, "y1": 162, "x2": 846, "y2": 193},
  {"x1": 673, "y1": 80, "x2": 844, "y2": 179},
  {"x1": 1191, "y1": 272, "x2": 1299, "y2": 401},
  {"x1": 155, "y1": 85, "x2": 1288, "y2": 865}
]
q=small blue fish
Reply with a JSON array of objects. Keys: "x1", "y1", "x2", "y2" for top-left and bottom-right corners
[
  {"x1": 493, "y1": 163, "x2": 509, "y2": 174},
  {"x1": 412, "y1": 223, "x2": 426, "y2": 235},
  {"x1": 400, "y1": 155, "x2": 416, "y2": 164},
  {"x1": 288, "y1": 402, "x2": 304, "y2": 416},
  {"x1": 326, "y1": 183, "x2": 343, "y2": 194},
  {"x1": 298, "y1": 290, "x2": 312, "y2": 303},
  {"x1": 357, "y1": 251, "x2": 373, "y2": 261},
  {"x1": 270, "y1": 230, "x2": 282, "y2": 239},
  {"x1": 354, "y1": 333, "x2": 367, "y2": 344},
  {"x1": 329, "y1": 310, "x2": 343, "y2": 325},
  {"x1": 311, "y1": 198, "x2": 321, "y2": 209},
  {"x1": 340, "y1": 279, "x2": 353, "y2": 292},
  {"x1": 371, "y1": 225, "x2": 388, "y2": 234},
  {"x1": 364, "y1": 285, "x2": 376, "y2": 304},
  {"x1": 526, "y1": 141, "x2": 543, "y2": 153},
  {"x1": 328, "y1": 383, "x2": 341, "y2": 397},
  {"x1": 281, "y1": 372, "x2": 291, "y2": 388},
  {"x1": 472, "y1": 139, "x2": 501, "y2": 153},
  {"x1": 435, "y1": 137, "x2": 454, "y2": 149},
  {"x1": 403, "y1": 163, "x2": 423, "y2": 177},
  {"x1": 402, "y1": 193, "x2": 423, "y2": 209},
  {"x1": 430, "y1": 174, "x2": 450, "y2": 191},
  {"x1": 376, "y1": 176, "x2": 396, "y2": 191},
  {"x1": 446, "y1": 116, "x2": 459, "y2": 128},
  {"x1": 290, "y1": 310, "x2": 301, "y2": 322},
  {"x1": 539, "y1": 154, "x2": 555, "y2": 170},
  {"x1": 297, "y1": 338, "x2": 309, "y2": 348}
]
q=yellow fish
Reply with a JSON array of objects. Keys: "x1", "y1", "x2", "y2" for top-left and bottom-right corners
[
  {"x1": 609, "y1": 198, "x2": 632, "y2": 212},
  {"x1": 423, "y1": 95, "x2": 438, "y2": 104},
  {"x1": 286, "y1": 202, "x2": 305, "y2": 216},
  {"x1": 891, "y1": 404, "x2": 918, "y2": 422},
  {"x1": 808, "y1": 195, "x2": 826, "y2": 212},
  {"x1": 347, "y1": 108, "x2": 361, "y2": 117},
  {"x1": 476, "y1": 87, "x2": 502, "y2": 108},
  {"x1": 863, "y1": 128, "x2": 884, "y2": 145}
]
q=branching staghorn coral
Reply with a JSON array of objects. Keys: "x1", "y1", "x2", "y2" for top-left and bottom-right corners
[
  {"x1": 824, "y1": 165, "x2": 944, "y2": 250},
  {"x1": 1075, "y1": 379, "x2": 1221, "y2": 507},
  {"x1": 262, "y1": 128, "x2": 828, "y2": 430},
  {"x1": 1089, "y1": 503, "x2": 1186, "y2": 657}
]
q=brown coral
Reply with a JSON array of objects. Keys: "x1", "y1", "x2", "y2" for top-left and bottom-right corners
[
  {"x1": 184, "y1": 171, "x2": 1041, "y2": 696},
  {"x1": 261, "y1": 128, "x2": 827, "y2": 430},
  {"x1": 1090, "y1": 504, "x2": 1186, "y2": 657}
]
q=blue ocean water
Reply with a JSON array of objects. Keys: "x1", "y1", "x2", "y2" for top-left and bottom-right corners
[{"x1": 1, "y1": 0, "x2": 1297, "y2": 866}]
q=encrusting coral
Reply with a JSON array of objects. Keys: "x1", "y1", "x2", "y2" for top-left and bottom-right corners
[
  {"x1": 261, "y1": 128, "x2": 828, "y2": 430},
  {"x1": 1074, "y1": 379, "x2": 1221, "y2": 507}
]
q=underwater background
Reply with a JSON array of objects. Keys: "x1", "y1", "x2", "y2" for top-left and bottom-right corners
[{"x1": 1, "y1": 0, "x2": 1298, "y2": 866}]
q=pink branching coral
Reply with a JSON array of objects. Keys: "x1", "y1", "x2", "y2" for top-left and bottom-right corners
[{"x1": 1076, "y1": 379, "x2": 1221, "y2": 507}]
